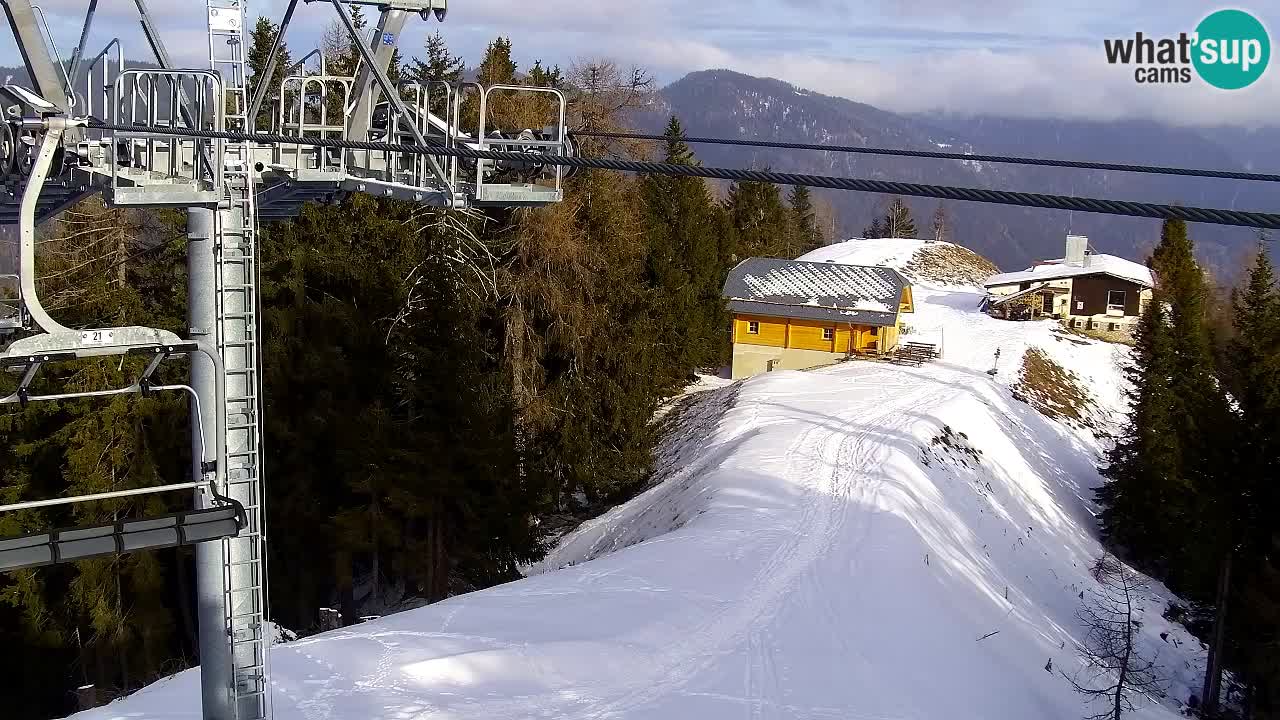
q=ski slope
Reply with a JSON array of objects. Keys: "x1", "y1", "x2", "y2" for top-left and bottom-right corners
[{"x1": 73, "y1": 239, "x2": 1204, "y2": 720}]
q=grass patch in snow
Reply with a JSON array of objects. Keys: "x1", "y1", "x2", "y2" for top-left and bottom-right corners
[
  {"x1": 903, "y1": 242, "x2": 1000, "y2": 286},
  {"x1": 920, "y1": 425, "x2": 997, "y2": 501},
  {"x1": 921, "y1": 425, "x2": 984, "y2": 467},
  {"x1": 1012, "y1": 348, "x2": 1100, "y2": 428}
]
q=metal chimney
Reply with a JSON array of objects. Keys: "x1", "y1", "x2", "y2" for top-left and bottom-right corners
[{"x1": 1065, "y1": 234, "x2": 1088, "y2": 266}]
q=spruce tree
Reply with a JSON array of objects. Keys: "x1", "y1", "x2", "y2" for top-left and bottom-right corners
[
  {"x1": 1097, "y1": 219, "x2": 1239, "y2": 714},
  {"x1": 883, "y1": 197, "x2": 917, "y2": 238},
  {"x1": 1222, "y1": 241, "x2": 1280, "y2": 716},
  {"x1": 1097, "y1": 294, "x2": 1185, "y2": 571},
  {"x1": 408, "y1": 31, "x2": 465, "y2": 87},
  {"x1": 464, "y1": 37, "x2": 520, "y2": 128},
  {"x1": 0, "y1": 198, "x2": 190, "y2": 705},
  {"x1": 787, "y1": 185, "x2": 823, "y2": 257},
  {"x1": 862, "y1": 216, "x2": 886, "y2": 239},
  {"x1": 642, "y1": 116, "x2": 728, "y2": 386},
  {"x1": 1226, "y1": 241, "x2": 1280, "y2": 553},
  {"x1": 1099, "y1": 219, "x2": 1231, "y2": 583},
  {"x1": 247, "y1": 16, "x2": 292, "y2": 132},
  {"x1": 476, "y1": 36, "x2": 517, "y2": 85},
  {"x1": 1149, "y1": 220, "x2": 1234, "y2": 589},
  {"x1": 724, "y1": 179, "x2": 792, "y2": 259}
]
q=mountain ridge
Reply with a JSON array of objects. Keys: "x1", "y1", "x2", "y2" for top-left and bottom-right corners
[{"x1": 642, "y1": 69, "x2": 1273, "y2": 272}]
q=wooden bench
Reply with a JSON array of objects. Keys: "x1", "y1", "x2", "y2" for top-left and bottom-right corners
[
  {"x1": 890, "y1": 343, "x2": 936, "y2": 367},
  {"x1": 904, "y1": 341, "x2": 940, "y2": 358}
]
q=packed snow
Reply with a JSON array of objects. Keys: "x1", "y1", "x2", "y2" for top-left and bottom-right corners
[{"x1": 71, "y1": 238, "x2": 1204, "y2": 720}]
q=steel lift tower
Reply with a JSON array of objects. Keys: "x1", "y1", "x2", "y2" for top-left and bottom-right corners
[{"x1": 0, "y1": 1, "x2": 571, "y2": 719}]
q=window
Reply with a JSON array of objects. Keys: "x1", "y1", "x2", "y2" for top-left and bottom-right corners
[
  {"x1": 747, "y1": 321, "x2": 759, "y2": 334},
  {"x1": 822, "y1": 327, "x2": 834, "y2": 341},
  {"x1": 1109, "y1": 323, "x2": 1119, "y2": 332},
  {"x1": 1107, "y1": 290, "x2": 1126, "y2": 313},
  {"x1": 869, "y1": 327, "x2": 879, "y2": 336},
  {"x1": 1076, "y1": 300, "x2": 1085, "y2": 311}
]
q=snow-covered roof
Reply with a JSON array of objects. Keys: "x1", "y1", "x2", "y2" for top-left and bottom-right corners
[
  {"x1": 722, "y1": 257, "x2": 907, "y2": 326},
  {"x1": 984, "y1": 254, "x2": 1154, "y2": 289}
]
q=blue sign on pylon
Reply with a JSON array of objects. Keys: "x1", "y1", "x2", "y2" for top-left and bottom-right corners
[{"x1": 382, "y1": 32, "x2": 396, "y2": 46}]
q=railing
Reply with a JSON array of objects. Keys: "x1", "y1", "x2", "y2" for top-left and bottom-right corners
[
  {"x1": 277, "y1": 72, "x2": 352, "y2": 176},
  {"x1": 475, "y1": 84, "x2": 568, "y2": 201},
  {"x1": 361, "y1": 80, "x2": 456, "y2": 188},
  {"x1": 110, "y1": 69, "x2": 224, "y2": 192},
  {"x1": 81, "y1": 38, "x2": 123, "y2": 122}
]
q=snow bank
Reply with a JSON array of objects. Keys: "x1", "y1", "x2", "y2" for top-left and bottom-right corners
[{"x1": 70, "y1": 240, "x2": 1202, "y2": 720}]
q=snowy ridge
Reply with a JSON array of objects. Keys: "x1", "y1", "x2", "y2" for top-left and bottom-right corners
[
  {"x1": 801, "y1": 237, "x2": 997, "y2": 291},
  {"x1": 72, "y1": 240, "x2": 1203, "y2": 720},
  {"x1": 801, "y1": 237, "x2": 933, "y2": 276}
]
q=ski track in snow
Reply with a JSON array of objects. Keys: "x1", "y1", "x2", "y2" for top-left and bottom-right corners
[{"x1": 70, "y1": 239, "x2": 1204, "y2": 720}]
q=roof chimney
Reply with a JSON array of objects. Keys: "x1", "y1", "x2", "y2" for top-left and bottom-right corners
[{"x1": 1065, "y1": 234, "x2": 1088, "y2": 267}]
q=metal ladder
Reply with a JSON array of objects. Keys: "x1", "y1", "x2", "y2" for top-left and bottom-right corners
[{"x1": 208, "y1": 1, "x2": 269, "y2": 718}]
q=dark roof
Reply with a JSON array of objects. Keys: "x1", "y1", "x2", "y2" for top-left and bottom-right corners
[{"x1": 722, "y1": 257, "x2": 908, "y2": 327}]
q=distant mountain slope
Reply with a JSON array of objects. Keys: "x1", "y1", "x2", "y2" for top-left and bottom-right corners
[{"x1": 642, "y1": 70, "x2": 1272, "y2": 271}]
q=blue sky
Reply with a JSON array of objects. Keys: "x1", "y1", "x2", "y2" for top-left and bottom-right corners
[{"x1": 6, "y1": 0, "x2": 1277, "y2": 127}]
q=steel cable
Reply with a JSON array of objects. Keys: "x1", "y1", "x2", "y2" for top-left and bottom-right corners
[
  {"x1": 571, "y1": 130, "x2": 1280, "y2": 184},
  {"x1": 86, "y1": 122, "x2": 1280, "y2": 230}
]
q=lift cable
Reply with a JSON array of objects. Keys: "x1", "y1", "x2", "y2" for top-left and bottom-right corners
[
  {"x1": 87, "y1": 122, "x2": 1280, "y2": 230},
  {"x1": 570, "y1": 129, "x2": 1280, "y2": 184}
]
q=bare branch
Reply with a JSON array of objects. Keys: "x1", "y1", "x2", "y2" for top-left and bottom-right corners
[{"x1": 1063, "y1": 554, "x2": 1168, "y2": 720}]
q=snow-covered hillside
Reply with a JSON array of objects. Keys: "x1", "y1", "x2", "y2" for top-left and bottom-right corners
[{"x1": 73, "y1": 239, "x2": 1204, "y2": 720}]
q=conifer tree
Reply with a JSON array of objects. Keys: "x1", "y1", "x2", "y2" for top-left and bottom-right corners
[
  {"x1": 1099, "y1": 219, "x2": 1231, "y2": 581},
  {"x1": 0, "y1": 198, "x2": 190, "y2": 706},
  {"x1": 1097, "y1": 294, "x2": 1185, "y2": 571},
  {"x1": 1096, "y1": 219, "x2": 1238, "y2": 713},
  {"x1": 476, "y1": 36, "x2": 517, "y2": 85},
  {"x1": 862, "y1": 216, "x2": 886, "y2": 239},
  {"x1": 463, "y1": 37, "x2": 521, "y2": 129},
  {"x1": 1219, "y1": 241, "x2": 1280, "y2": 716},
  {"x1": 247, "y1": 17, "x2": 292, "y2": 132},
  {"x1": 642, "y1": 116, "x2": 728, "y2": 385},
  {"x1": 1226, "y1": 240, "x2": 1280, "y2": 552},
  {"x1": 883, "y1": 197, "x2": 917, "y2": 238},
  {"x1": 1149, "y1": 221, "x2": 1233, "y2": 588},
  {"x1": 724, "y1": 179, "x2": 792, "y2": 259},
  {"x1": 787, "y1": 185, "x2": 823, "y2": 257},
  {"x1": 408, "y1": 31, "x2": 465, "y2": 87}
]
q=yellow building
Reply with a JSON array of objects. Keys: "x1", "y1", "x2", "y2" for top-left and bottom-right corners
[{"x1": 722, "y1": 258, "x2": 914, "y2": 379}]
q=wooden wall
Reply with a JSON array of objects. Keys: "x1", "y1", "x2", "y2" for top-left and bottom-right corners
[
  {"x1": 733, "y1": 314, "x2": 787, "y2": 347},
  {"x1": 1069, "y1": 276, "x2": 1146, "y2": 317},
  {"x1": 733, "y1": 314, "x2": 897, "y2": 354}
]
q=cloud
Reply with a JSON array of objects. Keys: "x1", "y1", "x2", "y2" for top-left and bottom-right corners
[{"x1": 728, "y1": 44, "x2": 1280, "y2": 127}]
